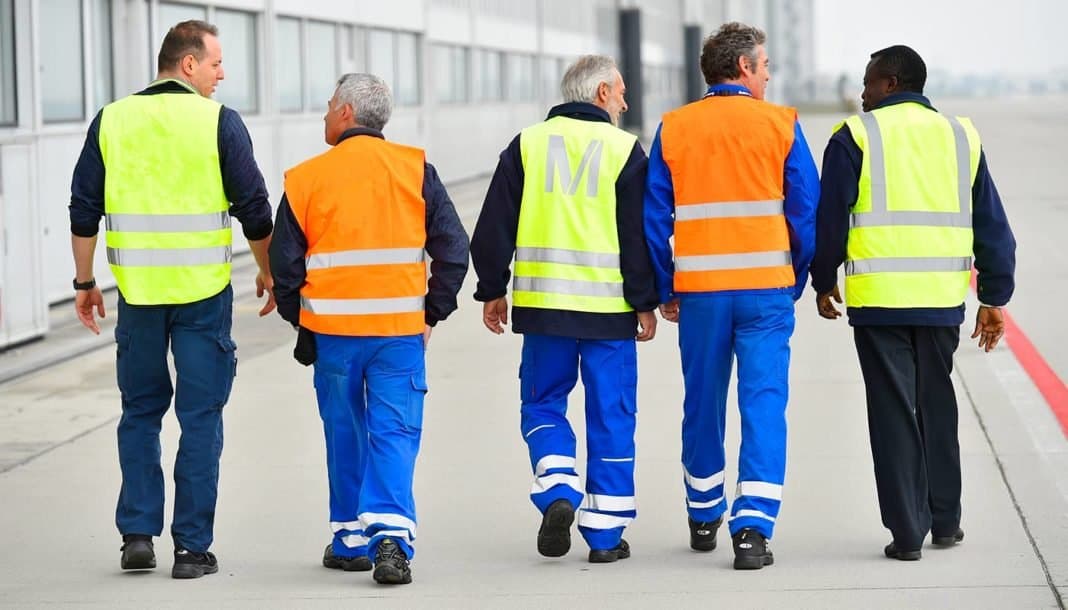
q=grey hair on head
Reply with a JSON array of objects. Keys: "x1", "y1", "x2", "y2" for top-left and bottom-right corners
[
  {"x1": 334, "y1": 73, "x2": 392, "y2": 131},
  {"x1": 560, "y1": 55, "x2": 619, "y2": 104}
]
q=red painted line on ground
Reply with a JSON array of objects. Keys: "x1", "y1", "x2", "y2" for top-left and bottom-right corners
[{"x1": 971, "y1": 272, "x2": 1068, "y2": 437}]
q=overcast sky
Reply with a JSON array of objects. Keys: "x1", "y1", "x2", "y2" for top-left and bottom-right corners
[{"x1": 812, "y1": 0, "x2": 1068, "y2": 78}]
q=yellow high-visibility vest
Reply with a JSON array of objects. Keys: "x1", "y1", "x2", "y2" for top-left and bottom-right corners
[
  {"x1": 839, "y1": 102, "x2": 980, "y2": 308},
  {"x1": 514, "y1": 116, "x2": 636, "y2": 313},
  {"x1": 99, "y1": 79, "x2": 231, "y2": 305}
]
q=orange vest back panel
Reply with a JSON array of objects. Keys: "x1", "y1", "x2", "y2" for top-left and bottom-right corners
[
  {"x1": 285, "y1": 136, "x2": 427, "y2": 336},
  {"x1": 661, "y1": 95, "x2": 796, "y2": 292}
]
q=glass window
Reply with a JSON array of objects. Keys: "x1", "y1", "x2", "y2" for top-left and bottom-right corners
[
  {"x1": 394, "y1": 31, "x2": 419, "y2": 106},
  {"x1": 275, "y1": 17, "x2": 302, "y2": 112},
  {"x1": 90, "y1": 0, "x2": 113, "y2": 110},
  {"x1": 157, "y1": 2, "x2": 205, "y2": 31},
  {"x1": 214, "y1": 9, "x2": 257, "y2": 113},
  {"x1": 478, "y1": 49, "x2": 502, "y2": 102},
  {"x1": 306, "y1": 21, "x2": 337, "y2": 110},
  {"x1": 367, "y1": 29, "x2": 394, "y2": 92},
  {"x1": 540, "y1": 56, "x2": 560, "y2": 102},
  {"x1": 433, "y1": 44, "x2": 467, "y2": 104},
  {"x1": 506, "y1": 53, "x2": 534, "y2": 102},
  {"x1": 0, "y1": 0, "x2": 15, "y2": 125},
  {"x1": 342, "y1": 25, "x2": 363, "y2": 73},
  {"x1": 40, "y1": 0, "x2": 84, "y2": 122}
]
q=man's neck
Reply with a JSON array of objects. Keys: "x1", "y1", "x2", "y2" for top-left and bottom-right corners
[{"x1": 154, "y1": 73, "x2": 198, "y2": 94}]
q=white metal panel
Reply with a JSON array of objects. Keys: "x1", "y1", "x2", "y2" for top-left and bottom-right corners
[
  {"x1": 472, "y1": 14, "x2": 537, "y2": 52},
  {"x1": 425, "y1": 3, "x2": 471, "y2": 44},
  {"x1": 36, "y1": 132, "x2": 97, "y2": 304},
  {"x1": 0, "y1": 143, "x2": 47, "y2": 347},
  {"x1": 273, "y1": 0, "x2": 426, "y2": 30}
]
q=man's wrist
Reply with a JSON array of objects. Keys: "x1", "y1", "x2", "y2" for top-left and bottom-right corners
[
  {"x1": 979, "y1": 302, "x2": 1004, "y2": 309},
  {"x1": 73, "y1": 277, "x2": 96, "y2": 291}
]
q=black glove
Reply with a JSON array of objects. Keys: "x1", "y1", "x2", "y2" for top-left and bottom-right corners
[{"x1": 294, "y1": 325, "x2": 317, "y2": 366}]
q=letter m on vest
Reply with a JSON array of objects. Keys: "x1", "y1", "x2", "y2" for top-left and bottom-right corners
[{"x1": 544, "y1": 135, "x2": 603, "y2": 197}]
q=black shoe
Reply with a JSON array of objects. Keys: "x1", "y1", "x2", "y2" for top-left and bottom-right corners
[
  {"x1": 588, "y1": 539, "x2": 631, "y2": 563},
  {"x1": 689, "y1": 517, "x2": 723, "y2": 552},
  {"x1": 931, "y1": 528, "x2": 965, "y2": 547},
  {"x1": 537, "y1": 499, "x2": 575, "y2": 557},
  {"x1": 372, "y1": 539, "x2": 412, "y2": 585},
  {"x1": 120, "y1": 534, "x2": 156, "y2": 570},
  {"x1": 884, "y1": 541, "x2": 922, "y2": 561},
  {"x1": 171, "y1": 548, "x2": 219, "y2": 579},
  {"x1": 323, "y1": 544, "x2": 372, "y2": 571},
  {"x1": 732, "y1": 529, "x2": 774, "y2": 570}
]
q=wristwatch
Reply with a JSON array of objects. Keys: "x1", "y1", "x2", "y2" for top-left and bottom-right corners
[{"x1": 73, "y1": 277, "x2": 97, "y2": 291}]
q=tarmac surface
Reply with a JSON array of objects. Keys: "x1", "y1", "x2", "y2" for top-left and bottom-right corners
[{"x1": 1, "y1": 98, "x2": 1066, "y2": 609}]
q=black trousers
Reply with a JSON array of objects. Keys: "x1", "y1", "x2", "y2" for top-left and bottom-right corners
[{"x1": 853, "y1": 325, "x2": 962, "y2": 551}]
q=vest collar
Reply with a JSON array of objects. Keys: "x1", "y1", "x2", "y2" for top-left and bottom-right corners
[
  {"x1": 705, "y1": 83, "x2": 752, "y2": 97},
  {"x1": 337, "y1": 127, "x2": 386, "y2": 145},
  {"x1": 143, "y1": 78, "x2": 199, "y2": 95},
  {"x1": 872, "y1": 92, "x2": 936, "y2": 112},
  {"x1": 546, "y1": 102, "x2": 611, "y2": 124}
]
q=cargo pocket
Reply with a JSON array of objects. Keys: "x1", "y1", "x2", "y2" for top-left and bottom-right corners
[
  {"x1": 115, "y1": 328, "x2": 132, "y2": 392},
  {"x1": 406, "y1": 370, "x2": 428, "y2": 432},
  {"x1": 215, "y1": 336, "x2": 238, "y2": 406},
  {"x1": 619, "y1": 344, "x2": 638, "y2": 415}
]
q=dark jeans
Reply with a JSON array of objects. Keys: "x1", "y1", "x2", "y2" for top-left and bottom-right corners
[
  {"x1": 114, "y1": 285, "x2": 236, "y2": 553},
  {"x1": 853, "y1": 325, "x2": 962, "y2": 551}
]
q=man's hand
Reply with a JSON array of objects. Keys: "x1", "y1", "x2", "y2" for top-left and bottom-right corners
[
  {"x1": 75, "y1": 287, "x2": 106, "y2": 334},
  {"x1": 658, "y1": 298, "x2": 680, "y2": 323},
  {"x1": 482, "y1": 297, "x2": 509, "y2": 334},
  {"x1": 423, "y1": 324, "x2": 433, "y2": 346},
  {"x1": 636, "y1": 310, "x2": 657, "y2": 342},
  {"x1": 256, "y1": 270, "x2": 276, "y2": 316},
  {"x1": 817, "y1": 285, "x2": 843, "y2": 320},
  {"x1": 971, "y1": 305, "x2": 1005, "y2": 352}
]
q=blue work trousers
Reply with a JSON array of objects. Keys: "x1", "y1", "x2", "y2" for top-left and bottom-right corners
[
  {"x1": 114, "y1": 285, "x2": 236, "y2": 553},
  {"x1": 520, "y1": 334, "x2": 638, "y2": 552},
  {"x1": 678, "y1": 292, "x2": 794, "y2": 539},
  {"x1": 314, "y1": 333, "x2": 426, "y2": 561}
]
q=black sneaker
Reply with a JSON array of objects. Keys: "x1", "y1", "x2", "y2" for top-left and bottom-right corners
[
  {"x1": 588, "y1": 539, "x2": 631, "y2": 563},
  {"x1": 884, "y1": 541, "x2": 922, "y2": 561},
  {"x1": 323, "y1": 544, "x2": 372, "y2": 571},
  {"x1": 172, "y1": 548, "x2": 219, "y2": 579},
  {"x1": 120, "y1": 534, "x2": 156, "y2": 570},
  {"x1": 732, "y1": 529, "x2": 774, "y2": 570},
  {"x1": 537, "y1": 499, "x2": 575, "y2": 557},
  {"x1": 372, "y1": 539, "x2": 412, "y2": 585},
  {"x1": 931, "y1": 528, "x2": 964, "y2": 547},
  {"x1": 689, "y1": 516, "x2": 723, "y2": 552}
]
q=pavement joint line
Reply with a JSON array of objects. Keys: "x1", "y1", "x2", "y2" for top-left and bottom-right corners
[
  {"x1": 957, "y1": 362, "x2": 1066, "y2": 610},
  {"x1": 0, "y1": 414, "x2": 118, "y2": 475}
]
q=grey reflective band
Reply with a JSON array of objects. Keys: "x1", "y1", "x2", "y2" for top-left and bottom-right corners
[
  {"x1": 675, "y1": 199, "x2": 784, "y2": 221},
  {"x1": 675, "y1": 250, "x2": 791, "y2": 272},
  {"x1": 850, "y1": 113, "x2": 972, "y2": 229},
  {"x1": 515, "y1": 247, "x2": 619, "y2": 269},
  {"x1": 513, "y1": 276, "x2": 624, "y2": 298},
  {"x1": 105, "y1": 211, "x2": 231, "y2": 233},
  {"x1": 301, "y1": 295, "x2": 425, "y2": 315},
  {"x1": 306, "y1": 248, "x2": 426, "y2": 271},
  {"x1": 845, "y1": 256, "x2": 972, "y2": 276},
  {"x1": 107, "y1": 245, "x2": 232, "y2": 267}
]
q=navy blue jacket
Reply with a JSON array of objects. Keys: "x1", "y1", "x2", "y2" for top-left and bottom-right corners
[
  {"x1": 69, "y1": 79, "x2": 273, "y2": 241},
  {"x1": 270, "y1": 127, "x2": 470, "y2": 329},
  {"x1": 810, "y1": 93, "x2": 1016, "y2": 326},
  {"x1": 470, "y1": 102, "x2": 659, "y2": 340}
]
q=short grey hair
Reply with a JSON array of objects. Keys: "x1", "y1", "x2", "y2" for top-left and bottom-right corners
[
  {"x1": 334, "y1": 73, "x2": 392, "y2": 131},
  {"x1": 560, "y1": 55, "x2": 620, "y2": 104}
]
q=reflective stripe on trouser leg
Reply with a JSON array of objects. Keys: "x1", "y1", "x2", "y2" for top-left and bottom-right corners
[
  {"x1": 313, "y1": 335, "x2": 370, "y2": 559},
  {"x1": 728, "y1": 292, "x2": 793, "y2": 538},
  {"x1": 576, "y1": 338, "x2": 638, "y2": 551},
  {"x1": 169, "y1": 286, "x2": 233, "y2": 553},
  {"x1": 520, "y1": 334, "x2": 584, "y2": 513},
  {"x1": 115, "y1": 295, "x2": 173, "y2": 540},
  {"x1": 678, "y1": 294, "x2": 734, "y2": 522},
  {"x1": 318, "y1": 334, "x2": 425, "y2": 561}
]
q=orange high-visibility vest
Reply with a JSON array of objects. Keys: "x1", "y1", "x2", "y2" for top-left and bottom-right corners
[
  {"x1": 285, "y1": 135, "x2": 427, "y2": 337},
  {"x1": 661, "y1": 94, "x2": 796, "y2": 292}
]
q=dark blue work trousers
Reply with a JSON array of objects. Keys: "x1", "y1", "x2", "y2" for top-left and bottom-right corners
[{"x1": 114, "y1": 285, "x2": 236, "y2": 553}]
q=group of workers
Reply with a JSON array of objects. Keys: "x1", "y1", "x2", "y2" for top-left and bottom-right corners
[{"x1": 67, "y1": 18, "x2": 1015, "y2": 585}]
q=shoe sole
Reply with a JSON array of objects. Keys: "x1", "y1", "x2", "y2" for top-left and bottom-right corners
[
  {"x1": 733, "y1": 554, "x2": 774, "y2": 570},
  {"x1": 690, "y1": 539, "x2": 717, "y2": 552},
  {"x1": 931, "y1": 536, "x2": 964, "y2": 547},
  {"x1": 537, "y1": 502, "x2": 575, "y2": 557},
  {"x1": 121, "y1": 551, "x2": 156, "y2": 570},
  {"x1": 171, "y1": 563, "x2": 219, "y2": 579},
  {"x1": 373, "y1": 564, "x2": 412, "y2": 585},
  {"x1": 588, "y1": 547, "x2": 631, "y2": 564},
  {"x1": 324, "y1": 557, "x2": 373, "y2": 571},
  {"x1": 884, "y1": 548, "x2": 922, "y2": 561}
]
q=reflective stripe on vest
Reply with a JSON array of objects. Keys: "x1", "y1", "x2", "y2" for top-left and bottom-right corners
[
  {"x1": 514, "y1": 116, "x2": 636, "y2": 314},
  {"x1": 306, "y1": 247, "x2": 426, "y2": 271},
  {"x1": 301, "y1": 295, "x2": 425, "y2": 315},
  {"x1": 99, "y1": 82, "x2": 231, "y2": 305},
  {"x1": 841, "y1": 103, "x2": 979, "y2": 309},
  {"x1": 661, "y1": 95, "x2": 797, "y2": 292}
]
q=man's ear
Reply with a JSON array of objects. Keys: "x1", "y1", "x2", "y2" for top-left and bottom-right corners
[
  {"x1": 886, "y1": 74, "x2": 900, "y2": 92},
  {"x1": 180, "y1": 54, "x2": 196, "y2": 76},
  {"x1": 738, "y1": 54, "x2": 751, "y2": 77}
]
